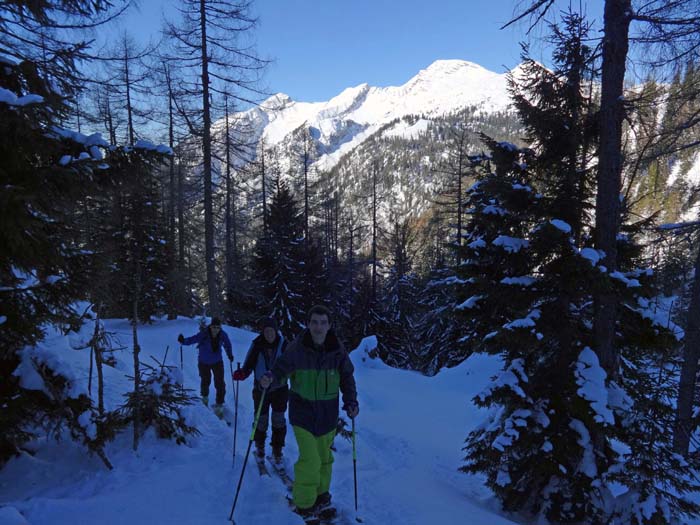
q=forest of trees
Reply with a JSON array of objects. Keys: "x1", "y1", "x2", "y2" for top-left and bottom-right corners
[{"x1": 2, "y1": 0, "x2": 700, "y2": 523}]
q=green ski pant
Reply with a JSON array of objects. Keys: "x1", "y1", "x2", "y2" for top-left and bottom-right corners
[{"x1": 292, "y1": 425, "x2": 336, "y2": 510}]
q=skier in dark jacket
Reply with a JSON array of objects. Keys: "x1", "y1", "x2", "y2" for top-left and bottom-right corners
[
  {"x1": 178, "y1": 317, "x2": 233, "y2": 417},
  {"x1": 260, "y1": 305, "x2": 359, "y2": 520},
  {"x1": 232, "y1": 317, "x2": 289, "y2": 460}
]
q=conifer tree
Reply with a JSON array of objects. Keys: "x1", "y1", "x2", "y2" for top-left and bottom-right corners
[
  {"x1": 90, "y1": 144, "x2": 171, "y2": 451},
  {"x1": 327, "y1": 212, "x2": 367, "y2": 349},
  {"x1": 415, "y1": 131, "x2": 482, "y2": 375},
  {"x1": 253, "y1": 179, "x2": 308, "y2": 338},
  {"x1": 510, "y1": 0, "x2": 700, "y2": 385},
  {"x1": 460, "y1": 13, "x2": 699, "y2": 523},
  {"x1": 415, "y1": 262, "x2": 464, "y2": 376},
  {"x1": 373, "y1": 217, "x2": 420, "y2": 369},
  {"x1": 0, "y1": 0, "x2": 125, "y2": 467},
  {"x1": 94, "y1": 146, "x2": 171, "y2": 321},
  {"x1": 0, "y1": 58, "x2": 110, "y2": 465}
]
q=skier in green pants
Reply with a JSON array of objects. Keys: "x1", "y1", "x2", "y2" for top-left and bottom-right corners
[{"x1": 260, "y1": 304, "x2": 359, "y2": 520}]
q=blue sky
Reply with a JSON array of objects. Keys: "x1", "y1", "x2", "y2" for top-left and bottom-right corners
[{"x1": 114, "y1": 0, "x2": 604, "y2": 103}]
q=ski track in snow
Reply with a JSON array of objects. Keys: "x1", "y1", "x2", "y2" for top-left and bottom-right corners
[{"x1": 1, "y1": 318, "x2": 520, "y2": 525}]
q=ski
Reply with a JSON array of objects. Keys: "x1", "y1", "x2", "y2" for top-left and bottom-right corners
[
  {"x1": 255, "y1": 454, "x2": 269, "y2": 476},
  {"x1": 266, "y1": 455, "x2": 293, "y2": 492},
  {"x1": 213, "y1": 404, "x2": 234, "y2": 426}
]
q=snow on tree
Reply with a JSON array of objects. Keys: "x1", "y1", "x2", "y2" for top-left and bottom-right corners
[
  {"x1": 253, "y1": 179, "x2": 311, "y2": 338},
  {"x1": 0, "y1": 0, "x2": 124, "y2": 466},
  {"x1": 459, "y1": 13, "x2": 699, "y2": 524}
]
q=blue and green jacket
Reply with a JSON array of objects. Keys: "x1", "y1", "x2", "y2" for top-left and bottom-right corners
[{"x1": 269, "y1": 329, "x2": 357, "y2": 437}]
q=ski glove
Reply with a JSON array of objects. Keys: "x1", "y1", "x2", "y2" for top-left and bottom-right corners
[
  {"x1": 232, "y1": 369, "x2": 250, "y2": 381},
  {"x1": 177, "y1": 334, "x2": 185, "y2": 343},
  {"x1": 344, "y1": 401, "x2": 359, "y2": 419},
  {"x1": 259, "y1": 371, "x2": 274, "y2": 389}
]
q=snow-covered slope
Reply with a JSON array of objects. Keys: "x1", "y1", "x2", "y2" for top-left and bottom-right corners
[
  {"x1": 0, "y1": 318, "x2": 519, "y2": 525},
  {"x1": 220, "y1": 59, "x2": 513, "y2": 171}
]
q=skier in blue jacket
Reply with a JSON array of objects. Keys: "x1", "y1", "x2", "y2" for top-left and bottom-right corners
[{"x1": 178, "y1": 317, "x2": 234, "y2": 416}]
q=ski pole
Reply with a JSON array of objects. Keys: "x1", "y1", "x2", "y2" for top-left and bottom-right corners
[
  {"x1": 160, "y1": 345, "x2": 169, "y2": 374},
  {"x1": 179, "y1": 344, "x2": 184, "y2": 392},
  {"x1": 228, "y1": 386, "x2": 267, "y2": 523},
  {"x1": 232, "y1": 362, "x2": 241, "y2": 467},
  {"x1": 352, "y1": 417, "x2": 363, "y2": 523},
  {"x1": 88, "y1": 345, "x2": 94, "y2": 397}
]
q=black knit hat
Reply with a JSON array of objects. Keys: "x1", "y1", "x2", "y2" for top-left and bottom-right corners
[
  {"x1": 210, "y1": 317, "x2": 222, "y2": 327},
  {"x1": 261, "y1": 317, "x2": 277, "y2": 331}
]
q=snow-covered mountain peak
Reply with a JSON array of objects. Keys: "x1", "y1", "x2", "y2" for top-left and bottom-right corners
[
  {"x1": 221, "y1": 59, "x2": 516, "y2": 169},
  {"x1": 327, "y1": 83, "x2": 370, "y2": 105},
  {"x1": 413, "y1": 59, "x2": 490, "y2": 79},
  {"x1": 318, "y1": 83, "x2": 370, "y2": 120},
  {"x1": 261, "y1": 92, "x2": 294, "y2": 111},
  {"x1": 358, "y1": 58, "x2": 511, "y2": 122},
  {"x1": 404, "y1": 59, "x2": 502, "y2": 89}
]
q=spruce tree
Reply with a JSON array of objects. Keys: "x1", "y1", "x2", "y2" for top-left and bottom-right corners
[
  {"x1": 253, "y1": 179, "x2": 308, "y2": 338},
  {"x1": 461, "y1": 13, "x2": 699, "y2": 524},
  {"x1": 415, "y1": 263, "x2": 464, "y2": 376},
  {"x1": 0, "y1": 0, "x2": 124, "y2": 466},
  {"x1": 373, "y1": 217, "x2": 420, "y2": 369},
  {"x1": 92, "y1": 146, "x2": 171, "y2": 321}
]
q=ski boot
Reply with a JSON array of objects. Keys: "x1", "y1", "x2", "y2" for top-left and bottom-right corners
[
  {"x1": 315, "y1": 492, "x2": 331, "y2": 509},
  {"x1": 314, "y1": 492, "x2": 336, "y2": 521},
  {"x1": 293, "y1": 505, "x2": 319, "y2": 524}
]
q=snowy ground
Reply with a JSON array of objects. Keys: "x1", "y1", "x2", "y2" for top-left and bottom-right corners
[{"x1": 0, "y1": 317, "x2": 520, "y2": 525}]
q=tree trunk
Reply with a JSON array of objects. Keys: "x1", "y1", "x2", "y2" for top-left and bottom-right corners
[
  {"x1": 88, "y1": 341, "x2": 94, "y2": 397},
  {"x1": 106, "y1": 96, "x2": 116, "y2": 145},
  {"x1": 224, "y1": 95, "x2": 238, "y2": 320},
  {"x1": 371, "y1": 164, "x2": 378, "y2": 304},
  {"x1": 200, "y1": 0, "x2": 219, "y2": 317},
  {"x1": 456, "y1": 129, "x2": 465, "y2": 263},
  {"x1": 166, "y1": 65, "x2": 177, "y2": 320},
  {"x1": 92, "y1": 315, "x2": 105, "y2": 415},
  {"x1": 123, "y1": 41, "x2": 135, "y2": 146},
  {"x1": 349, "y1": 219, "x2": 355, "y2": 294},
  {"x1": 131, "y1": 292, "x2": 140, "y2": 451},
  {"x1": 576, "y1": 88, "x2": 596, "y2": 248},
  {"x1": 674, "y1": 245, "x2": 700, "y2": 455},
  {"x1": 131, "y1": 166, "x2": 144, "y2": 451},
  {"x1": 303, "y1": 135, "x2": 310, "y2": 245},
  {"x1": 260, "y1": 139, "x2": 268, "y2": 238},
  {"x1": 131, "y1": 239, "x2": 142, "y2": 452},
  {"x1": 177, "y1": 155, "x2": 187, "y2": 313},
  {"x1": 324, "y1": 198, "x2": 331, "y2": 262},
  {"x1": 75, "y1": 101, "x2": 82, "y2": 133},
  {"x1": 593, "y1": 0, "x2": 631, "y2": 377},
  {"x1": 334, "y1": 192, "x2": 339, "y2": 262}
]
